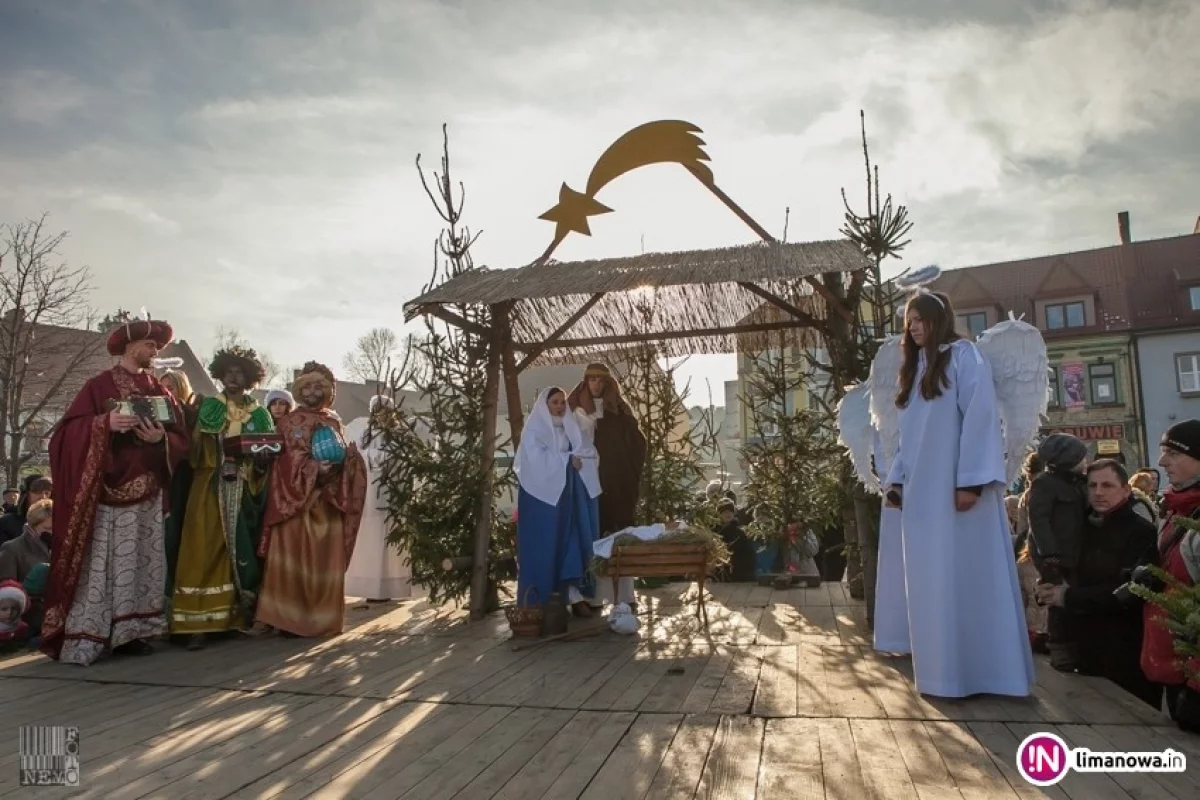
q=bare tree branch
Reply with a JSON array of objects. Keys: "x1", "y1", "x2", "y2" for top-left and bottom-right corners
[{"x1": 0, "y1": 214, "x2": 101, "y2": 483}]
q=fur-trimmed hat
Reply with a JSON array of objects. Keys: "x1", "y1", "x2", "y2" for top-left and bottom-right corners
[
  {"x1": 106, "y1": 319, "x2": 174, "y2": 356},
  {"x1": 209, "y1": 345, "x2": 267, "y2": 388},
  {"x1": 292, "y1": 361, "x2": 337, "y2": 409}
]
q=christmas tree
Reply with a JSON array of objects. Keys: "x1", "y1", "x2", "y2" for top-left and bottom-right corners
[
  {"x1": 373, "y1": 127, "x2": 513, "y2": 609},
  {"x1": 1129, "y1": 515, "x2": 1200, "y2": 681}
]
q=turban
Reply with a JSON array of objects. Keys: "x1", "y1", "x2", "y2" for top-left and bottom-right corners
[{"x1": 106, "y1": 319, "x2": 174, "y2": 356}]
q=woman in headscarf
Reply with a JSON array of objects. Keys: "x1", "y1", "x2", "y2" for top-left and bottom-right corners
[
  {"x1": 343, "y1": 396, "x2": 411, "y2": 601},
  {"x1": 515, "y1": 387, "x2": 601, "y2": 617}
]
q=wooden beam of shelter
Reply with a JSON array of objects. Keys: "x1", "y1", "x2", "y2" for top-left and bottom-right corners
[
  {"x1": 513, "y1": 317, "x2": 821, "y2": 352},
  {"x1": 419, "y1": 304, "x2": 490, "y2": 337},
  {"x1": 737, "y1": 282, "x2": 824, "y2": 328},
  {"x1": 703, "y1": 179, "x2": 854, "y2": 323},
  {"x1": 500, "y1": 318, "x2": 525, "y2": 449},
  {"x1": 514, "y1": 292, "x2": 606, "y2": 373},
  {"x1": 469, "y1": 301, "x2": 507, "y2": 620}
]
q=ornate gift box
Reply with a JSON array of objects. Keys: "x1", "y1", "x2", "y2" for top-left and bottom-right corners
[
  {"x1": 113, "y1": 395, "x2": 176, "y2": 426},
  {"x1": 223, "y1": 433, "x2": 285, "y2": 458}
]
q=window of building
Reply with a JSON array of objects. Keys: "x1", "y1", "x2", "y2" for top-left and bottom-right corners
[
  {"x1": 1047, "y1": 367, "x2": 1060, "y2": 408},
  {"x1": 957, "y1": 312, "x2": 987, "y2": 339},
  {"x1": 1190, "y1": 286, "x2": 1200, "y2": 311},
  {"x1": 1087, "y1": 362, "x2": 1118, "y2": 405},
  {"x1": 1045, "y1": 301, "x2": 1087, "y2": 330},
  {"x1": 1178, "y1": 353, "x2": 1200, "y2": 394}
]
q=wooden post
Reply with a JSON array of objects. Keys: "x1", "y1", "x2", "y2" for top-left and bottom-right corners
[
  {"x1": 500, "y1": 320, "x2": 525, "y2": 450},
  {"x1": 469, "y1": 303, "x2": 506, "y2": 621}
]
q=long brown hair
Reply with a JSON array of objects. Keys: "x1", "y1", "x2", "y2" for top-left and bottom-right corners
[{"x1": 896, "y1": 291, "x2": 961, "y2": 408}]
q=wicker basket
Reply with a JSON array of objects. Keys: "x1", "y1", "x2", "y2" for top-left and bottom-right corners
[{"x1": 505, "y1": 587, "x2": 543, "y2": 638}]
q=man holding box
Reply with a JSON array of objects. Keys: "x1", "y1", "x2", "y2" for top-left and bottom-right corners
[
  {"x1": 168, "y1": 346, "x2": 276, "y2": 649},
  {"x1": 42, "y1": 317, "x2": 188, "y2": 664}
]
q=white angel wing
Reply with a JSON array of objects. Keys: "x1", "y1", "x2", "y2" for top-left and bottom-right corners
[
  {"x1": 975, "y1": 313, "x2": 1049, "y2": 485},
  {"x1": 837, "y1": 383, "x2": 879, "y2": 494},
  {"x1": 867, "y1": 335, "x2": 903, "y2": 469}
]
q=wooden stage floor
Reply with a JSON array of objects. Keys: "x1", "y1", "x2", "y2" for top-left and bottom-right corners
[{"x1": 1, "y1": 581, "x2": 1197, "y2": 798}]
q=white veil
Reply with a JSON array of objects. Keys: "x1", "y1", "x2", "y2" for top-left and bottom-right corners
[{"x1": 515, "y1": 388, "x2": 586, "y2": 506}]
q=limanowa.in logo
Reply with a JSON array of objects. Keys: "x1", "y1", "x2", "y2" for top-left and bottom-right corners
[{"x1": 1016, "y1": 732, "x2": 1188, "y2": 786}]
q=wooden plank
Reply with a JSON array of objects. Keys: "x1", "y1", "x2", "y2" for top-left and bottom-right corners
[
  {"x1": 709, "y1": 645, "x2": 762, "y2": 714},
  {"x1": 887, "y1": 720, "x2": 966, "y2": 800},
  {"x1": 457, "y1": 707, "x2": 576, "y2": 796},
  {"x1": 644, "y1": 713, "x2": 721, "y2": 799},
  {"x1": 398, "y1": 707, "x2": 552, "y2": 799},
  {"x1": 1090, "y1": 724, "x2": 1200, "y2": 799},
  {"x1": 759, "y1": 717, "x2": 824, "y2": 800},
  {"x1": 796, "y1": 642, "x2": 832, "y2": 717},
  {"x1": 753, "y1": 644, "x2": 799, "y2": 717},
  {"x1": 578, "y1": 713, "x2": 682, "y2": 800},
  {"x1": 235, "y1": 702, "x2": 462, "y2": 799},
  {"x1": 638, "y1": 643, "x2": 713, "y2": 714},
  {"x1": 820, "y1": 644, "x2": 887, "y2": 718},
  {"x1": 111, "y1": 695, "x2": 392, "y2": 800},
  {"x1": 851, "y1": 718, "x2": 921, "y2": 799},
  {"x1": 815, "y1": 718, "x2": 871, "y2": 799},
  {"x1": 922, "y1": 720, "x2": 1020, "y2": 800},
  {"x1": 540, "y1": 711, "x2": 637, "y2": 799},
  {"x1": 1033, "y1": 661, "x2": 1129, "y2": 724},
  {"x1": 489, "y1": 710, "x2": 611, "y2": 799},
  {"x1": 694, "y1": 714, "x2": 764, "y2": 799},
  {"x1": 833, "y1": 604, "x2": 873, "y2": 645},
  {"x1": 968, "y1": 721, "x2": 1069, "y2": 800},
  {"x1": 858, "y1": 649, "x2": 930, "y2": 719},
  {"x1": 558, "y1": 643, "x2": 642, "y2": 709},
  {"x1": 324, "y1": 705, "x2": 514, "y2": 799},
  {"x1": 680, "y1": 645, "x2": 734, "y2": 713},
  {"x1": 1057, "y1": 724, "x2": 1176, "y2": 800}
]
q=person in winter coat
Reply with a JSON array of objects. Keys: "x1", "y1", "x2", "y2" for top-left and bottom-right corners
[
  {"x1": 1140, "y1": 419, "x2": 1200, "y2": 733},
  {"x1": 1035, "y1": 460, "x2": 1159, "y2": 707},
  {"x1": 1026, "y1": 433, "x2": 1089, "y2": 671}
]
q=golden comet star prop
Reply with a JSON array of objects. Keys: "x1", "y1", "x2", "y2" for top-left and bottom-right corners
[{"x1": 535, "y1": 120, "x2": 777, "y2": 264}]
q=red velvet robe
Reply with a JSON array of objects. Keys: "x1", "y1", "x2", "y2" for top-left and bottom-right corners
[{"x1": 41, "y1": 366, "x2": 187, "y2": 659}]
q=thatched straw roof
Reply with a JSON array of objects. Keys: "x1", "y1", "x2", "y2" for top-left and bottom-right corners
[{"x1": 404, "y1": 239, "x2": 868, "y2": 363}]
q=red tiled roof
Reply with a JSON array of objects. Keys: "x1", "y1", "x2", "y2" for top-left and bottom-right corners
[{"x1": 929, "y1": 232, "x2": 1200, "y2": 337}]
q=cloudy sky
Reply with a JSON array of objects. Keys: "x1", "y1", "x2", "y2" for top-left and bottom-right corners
[{"x1": 2, "y1": 0, "x2": 1198, "y2": 395}]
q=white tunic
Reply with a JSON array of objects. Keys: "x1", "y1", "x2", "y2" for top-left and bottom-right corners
[
  {"x1": 343, "y1": 417, "x2": 411, "y2": 600},
  {"x1": 884, "y1": 340, "x2": 1035, "y2": 697},
  {"x1": 872, "y1": 429, "x2": 910, "y2": 654}
]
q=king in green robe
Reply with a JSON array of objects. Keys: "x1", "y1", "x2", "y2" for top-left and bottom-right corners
[{"x1": 168, "y1": 347, "x2": 274, "y2": 649}]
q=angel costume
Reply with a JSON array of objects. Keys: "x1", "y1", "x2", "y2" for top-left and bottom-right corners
[
  {"x1": 514, "y1": 389, "x2": 601, "y2": 608},
  {"x1": 838, "y1": 378, "x2": 908, "y2": 653},
  {"x1": 841, "y1": 284, "x2": 1046, "y2": 697},
  {"x1": 343, "y1": 399, "x2": 411, "y2": 600}
]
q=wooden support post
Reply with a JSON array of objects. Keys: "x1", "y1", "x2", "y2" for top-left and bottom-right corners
[
  {"x1": 469, "y1": 302, "x2": 507, "y2": 621},
  {"x1": 500, "y1": 322, "x2": 525, "y2": 450}
]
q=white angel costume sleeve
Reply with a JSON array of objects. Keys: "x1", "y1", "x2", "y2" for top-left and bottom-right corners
[
  {"x1": 975, "y1": 313, "x2": 1050, "y2": 485},
  {"x1": 867, "y1": 335, "x2": 904, "y2": 485},
  {"x1": 837, "y1": 382, "x2": 879, "y2": 494}
]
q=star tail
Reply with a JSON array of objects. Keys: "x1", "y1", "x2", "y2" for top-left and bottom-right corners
[
  {"x1": 683, "y1": 165, "x2": 774, "y2": 243},
  {"x1": 584, "y1": 120, "x2": 714, "y2": 197}
]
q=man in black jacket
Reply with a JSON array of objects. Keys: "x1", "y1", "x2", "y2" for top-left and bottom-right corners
[{"x1": 1036, "y1": 459, "x2": 1160, "y2": 708}]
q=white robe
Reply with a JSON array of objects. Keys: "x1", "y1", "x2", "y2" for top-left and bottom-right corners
[
  {"x1": 872, "y1": 429, "x2": 910, "y2": 654},
  {"x1": 884, "y1": 340, "x2": 1035, "y2": 697},
  {"x1": 343, "y1": 417, "x2": 412, "y2": 600}
]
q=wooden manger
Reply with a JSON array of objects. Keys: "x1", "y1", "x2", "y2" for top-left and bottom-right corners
[{"x1": 606, "y1": 543, "x2": 711, "y2": 626}]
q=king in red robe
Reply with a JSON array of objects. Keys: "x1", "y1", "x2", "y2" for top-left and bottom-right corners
[{"x1": 41, "y1": 318, "x2": 188, "y2": 664}]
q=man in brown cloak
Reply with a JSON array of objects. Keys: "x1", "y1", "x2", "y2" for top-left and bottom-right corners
[{"x1": 568, "y1": 363, "x2": 646, "y2": 608}]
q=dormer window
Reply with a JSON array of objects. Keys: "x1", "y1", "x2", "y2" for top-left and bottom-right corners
[
  {"x1": 1045, "y1": 301, "x2": 1086, "y2": 330},
  {"x1": 957, "y1": 312, "x2": 987, "y2": 339}
]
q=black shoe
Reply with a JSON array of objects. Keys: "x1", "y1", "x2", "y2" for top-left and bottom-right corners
[
  {"x1": 185, "y1": 634, "x2": 207, "y2": 651},
  {"x1": 629, "y1": 602, "x2": 639, "y2": 615},
  {"x1": 113, "y1": 639, "x2": 154, "y2": 656},
  {"x1": 571, "y1": 601, "x2": 593, "y2": 618}
]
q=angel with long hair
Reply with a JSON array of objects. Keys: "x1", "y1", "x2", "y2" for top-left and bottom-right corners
[{"x1": 840, "y1": 266, "x2": 1047, "y2": 698}]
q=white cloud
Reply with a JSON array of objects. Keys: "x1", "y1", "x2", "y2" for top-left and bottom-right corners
[{"x1": 0, "y1": 0, "x2": 1197, "y2": 392}]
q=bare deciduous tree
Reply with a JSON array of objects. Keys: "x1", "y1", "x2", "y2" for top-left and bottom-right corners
[
  {"x1": 342, "y1": 327, "x2": 399, "y2": 386},
  {"x1": 0, "y1": 214, "x2": 103, "y2": 484}
]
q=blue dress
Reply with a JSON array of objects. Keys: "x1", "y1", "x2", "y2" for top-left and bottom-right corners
[{"x1": 516, "y1": 459, "x2": 600, "y2": 608}]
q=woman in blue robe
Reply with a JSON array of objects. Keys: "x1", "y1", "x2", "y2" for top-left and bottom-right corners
[{"x1": 515, "y1": 387, "x2": 601, "y2": 617}]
